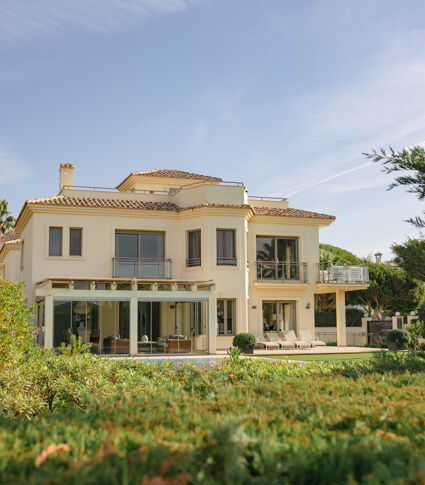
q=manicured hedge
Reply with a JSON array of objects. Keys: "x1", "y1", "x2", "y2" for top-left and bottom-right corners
[{"x1": 315, "y1": 308, "x2": 364, "y2": 327}]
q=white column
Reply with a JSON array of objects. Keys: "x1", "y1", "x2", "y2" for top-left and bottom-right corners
[
  {"x1": 44, "y1": 295, "x2": 54, "y2": 348},
  {"x1": 129, "y1": 296, "x2": 138, "y2": 356},
  {"x1": 208, "y1": 295, "x2": 217, "y2": 354},
  {"x1": 336, "y1": 290, "x2": 347, "y2": 346}
]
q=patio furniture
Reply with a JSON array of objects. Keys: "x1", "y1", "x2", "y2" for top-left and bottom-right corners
[
  {"x1": 265, "y1": 332, "x2": 295, "y2": 349},
  {"x1": 299, "y1": 329, "x2": 326, "y2": 347},
  {"x1": 283, "y1": 330, "x2": 310, "y2": 349},
  {"x1": 103, "y1": 337, "x2": 130, "y2": 354},
  {"x1": 253, "y1": 332, "x2": 279, "y2": 350},
  {"x1": 329, "y1": 265, "x2": 346, "y2": 282}
]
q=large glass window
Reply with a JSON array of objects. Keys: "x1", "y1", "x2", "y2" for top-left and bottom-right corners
[
  {"x1": 69, "y1": 228, "x2": 82, "y2": 256},
  {"x1": 49, "y1": 227, "x2": 62, "y2": 256},
  {"x1": 217, "y1": 299, "x2": 235, "y2": 335},
  {"x1": 262, "y1": 301, "x2": 296, "y2": 332},
  {"x1": 217, "y1": 229, "x2": 236, "y2": 266},
  {"x1": 256, "y1": 236, "x2": 298, "y2": 279},
  {"x1": 187, "y1": 230, "x2": 201, "y2": 267},
  {"x1": 53, "y1": 300, "x2": 130, "y2": 354},
  {"x1": 114, "y1": 231, "x2": 167, "y2": 278}
]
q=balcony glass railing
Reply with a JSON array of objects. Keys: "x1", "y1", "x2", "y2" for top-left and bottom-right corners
[
  {"x1": 255, "y1": 261, "x2": 309, "y2": 283},
  {"x1": 112, "y1": 258, "x2": 172, "y2": 279},
  {"x1": 317, "y1": 263, "x2": 369, "y2": 284}
]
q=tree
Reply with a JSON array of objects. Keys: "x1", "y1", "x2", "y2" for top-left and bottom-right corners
[
  {"x1": 0, "y1": 200, "x2": 14, "y2": 235},
  {"x1": 347, "y1": 263, "x2": 423, "y2": 317},
  {"x1": 391, "y1": 238, "x2": 425, "y2": 281},
  {"x1": 320, "y1": 243, "x2": 363, "y2": 265},
  {"x1": 365, "y1": 145, "x2": 425, "y2": 228}
]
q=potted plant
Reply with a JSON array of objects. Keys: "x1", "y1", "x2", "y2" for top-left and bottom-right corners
[
  {"x1": 232, "y1": 333, "x2": 257, "y2": 354},
  {"x1": 386, "y1": 329, "x2": 410, "y2": 351}
]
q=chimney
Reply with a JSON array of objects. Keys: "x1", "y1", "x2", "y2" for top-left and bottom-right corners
[
  {"x1": 59, "y1": 163, "x2": 74, "y2": 192},
  {"x1": 374, "y1": 252, "x2": 383, "y2": 264}
]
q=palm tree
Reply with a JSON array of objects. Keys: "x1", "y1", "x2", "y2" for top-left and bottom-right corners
[{"x1": 0, "y1": 200, "x2": 15, "y2": 235}]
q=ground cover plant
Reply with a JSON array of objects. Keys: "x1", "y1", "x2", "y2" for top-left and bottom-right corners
[
  {"x1": 3, "y1": 280, "x2": 425, "y2": 484},
  {"x1": 256, "y1": 352, "x2": 378, "y2": 362}
]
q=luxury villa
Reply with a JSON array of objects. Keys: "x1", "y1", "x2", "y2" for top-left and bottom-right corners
[{"x1": 0, "y1": 164, "x2": 369, "y2": 355}]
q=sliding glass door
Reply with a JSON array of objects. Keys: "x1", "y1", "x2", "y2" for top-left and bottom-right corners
[
  {"x1": 256, "y1": 237, "x2": 298, "y2": 279},
  {"x1": 262, "y1": 301, "x2": 296, "y2": 333}
]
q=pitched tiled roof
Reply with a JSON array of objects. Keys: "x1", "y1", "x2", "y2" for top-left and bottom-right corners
[
  {"x1": 128, "y1": 169, "x2": 222, "y2": 182},
  {"x1": 21, "y1": 195, "x2": 335, "y2": 220},
  {"x1": 26, "y1": 196, "x2": 179, "y2": 211},
  {"x1": 251, "y1": 206, "x2": 335, "y2": 220},
  {"x1": 0, "y1": 232, "x2": 21, "y2": 251}
]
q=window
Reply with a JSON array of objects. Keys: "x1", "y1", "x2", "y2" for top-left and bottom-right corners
[
  {"x1": 187, "y1": 230, "x2": 201, "y2": 267},
  {"x1": 256, "y1": 236, "x2": 298, "y2": 279},
  {"x1": 216, "y1": 229, "x2": 236, "y2": 266},
  {"x1": 262, "y1": 301, "x2": 296, "y2": 332},
  {"x1": 49, "y1": 227, "x2": 62, "y2": 256},
  {"x1": 217, "y1": 299, "x2": 235, "y2": 335},
  {"x1": 69, "y1": 228, "x2": 82, "y2": 256},
  {"x1": 114, "y1": 231, "x2": 168, "y2": 278}
]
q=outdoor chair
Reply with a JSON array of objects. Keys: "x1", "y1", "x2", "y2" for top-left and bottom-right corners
[
  {"x1": 265, "y1": 332, "x2": 295, "y2": 349},
  {"x1": 329, "y1": 265, "x2": 346, "y2": 282},
  {"x1": 283, "y1": 330, "x2": 311, "y2": 349},
  {"x1": 349, "y1": 266, "x2": 363, "y2": 282},
  {"x1": 299, "y1": 329, "x2": 326, "y2": 347},
  {"x1": 253, "y1": 332, "x2": 279, "y2": 350}
]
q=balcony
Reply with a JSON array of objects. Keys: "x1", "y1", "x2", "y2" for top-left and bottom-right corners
[
  {"x1": 317, "y1": 263, "x2": 369, "y2": 284},
  {"x1": 112, "y1": 258, "x2": 172, "y2": 279},
  {"x1": 217, "y1": 257, "x2": 237, "y2": 266},
  {"x1": 255, "y1": 261, "x2": 309, "y2": 283}
]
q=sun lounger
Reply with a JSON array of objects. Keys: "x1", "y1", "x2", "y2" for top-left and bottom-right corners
[
  {"x1": 265, "y1": 332, "x2": 295, "y2": 349},
  {"x1": 283, "y1": 330, "x2": 311, "y2": 349},
  {"x1": 299, "y1": 329, "x2": 326, "y2": 347},
  {"x1": 253, "y1": 332, "x2": 279, "y2": 350}
]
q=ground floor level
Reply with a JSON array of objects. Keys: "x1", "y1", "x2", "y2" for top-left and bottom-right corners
[{"x1": 34, "y1": 277, "x2": 361, "y2": 355}]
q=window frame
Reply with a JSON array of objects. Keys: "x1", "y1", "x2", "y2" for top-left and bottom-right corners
[
  {"x1": 216, "y1": 229, "x2": 237, "y2": 266},
  {"x1": 69, "y1": 227, "x2": 83, "y2": 257},
  {"x1": 49, "y1": 227, "x2": 63, "y2": 257},
  {"x1": 115, "y1": 231, "x2": 165, "y2": 260},
  {"x1": 187, "y1": 229, "x2": 201, "y2": 267},
  {"x1": 217, "y1": 299, "x2": 236, "y2": 336}
]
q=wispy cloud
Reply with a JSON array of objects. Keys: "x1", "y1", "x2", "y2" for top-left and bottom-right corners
[{"x1": 0, "y1": 0, "x2": 204, "y2": 44}]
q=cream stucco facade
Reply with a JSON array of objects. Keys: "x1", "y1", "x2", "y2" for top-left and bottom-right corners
[{"x1": 0, "y1": 165, "x2": 368, "y2": 355}]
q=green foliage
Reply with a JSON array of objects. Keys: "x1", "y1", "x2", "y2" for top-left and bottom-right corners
[
  {"x1": 347, "y1": 263, "x2": 423, "y2": 316},
  {"x1": 406, "y1": 320, "x2": 425, "y2": 350},
  {"x1": 386, "y1": 329, "x2": 410, "y2": 349},
  {"x1": 0, "y1": 279, "x2": 38, "y2": 365},
  {"x1": 232, "y1": 333, "x2": 256, "y2": 350},
  {"x1": 391, "y1": 237, "x2": 425, "y2": 281},
  {"x1": 0, "y1": 200, "x2": 15, "y2": 235},
  {"x1": 325, "y1": 341, "x2": 337, "y2": 346},
  {"x1": 319, "y1": 243, "x2": 363, "y2": 264},
  {"x1": 365, "y1": 145, "x2": 425, "y2": 227},
  {"x1": 227, "y1": 347, "x2": 243, "y2": 364},
  {"x1": 1, "y1": 353, "x2": 425, "y2": 482},
  {"x1": 315, "y1": 308, "x2": 364, "y2": 327}
]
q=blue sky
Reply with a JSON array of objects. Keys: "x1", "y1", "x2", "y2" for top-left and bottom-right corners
[{"x1": 1, "y1": 0, "x2": 425, "y2": 259}]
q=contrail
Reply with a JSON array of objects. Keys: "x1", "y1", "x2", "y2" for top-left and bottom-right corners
[
  {"x1": 287, "y1": 139, "x2": 425, "y2": 198},
  {"x1": 286, "y1": 161, "x2": 373, "y2": 197}
]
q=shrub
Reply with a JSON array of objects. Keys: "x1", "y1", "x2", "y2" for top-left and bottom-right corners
[
  {"x1": 406, "y1": 320, "x2": 425, "y2": 349},
  {"x1": 232, "y1": 333, "x2": 256, "y2": 350},
  {"x1": 386, "y1": 329, "x2": 410, "y2": 349}
]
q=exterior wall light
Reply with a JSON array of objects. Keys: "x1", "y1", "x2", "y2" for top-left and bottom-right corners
[{"x1": 306, "y1": 303, "x2": 311, "y2": 310}]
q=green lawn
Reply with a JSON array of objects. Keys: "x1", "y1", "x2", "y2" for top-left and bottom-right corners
[{"x1": 256, "y1": 352, "x2": 378, "y2": 362}]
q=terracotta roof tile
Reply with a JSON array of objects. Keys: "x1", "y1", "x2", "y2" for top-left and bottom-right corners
[
  {"x1": 0, "y1": 232, "x2": 21, "y2": 252},
  {"x1": 21, "y1": 196, "x2": 335, "y2": 221},
  {"x1": 127, "y1": 169, "x2": 222, "y2": 182},
  {"x1": 251, "y1": 206, "x2": 335, "y2": 220}
]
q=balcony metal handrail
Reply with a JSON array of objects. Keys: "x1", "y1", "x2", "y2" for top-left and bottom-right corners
[
  {"x1": 62, "y1": 185, "x2": 170, "y2": 195},
  {"x1": 186, "y1": 257, "x2": 201, "y2": 267},
  {"x1": 112, "y1": 257, "x2": 172, "y2": 279},
  {"x1": 317, "y1": 263, "x2": 369, "y2": 284},
  {"x1": 255, "y1": 261, "x2": 309, "y2": 283},
  {"x1": 217, "y1": 256, "x2": 237, "y2": 266}
]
